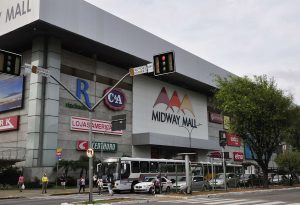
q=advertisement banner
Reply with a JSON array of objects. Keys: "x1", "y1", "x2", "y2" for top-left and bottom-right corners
[
  {"x1": 233, "y1": 151, "x2": 244, "y2": 161},
  {"x1": 226, "y1": 133, "x2": 241, "y2": 146},
  {"x1": 0, "y1": 115, "x2": 19, "y2": 132},
  {"x1": 76, "y1": 140, "x2": 117, "y2": 152},
  {"x1": 70, "y1": 116, "x2": 122, "y2": 135}
]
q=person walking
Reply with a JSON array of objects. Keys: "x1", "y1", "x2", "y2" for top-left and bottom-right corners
[
  {"x1": 18, "y1": 174, "x2": 25, "y2": 192},
  {"x1": 97, "y1": 178, "x2": 103, "y2": 195},
  {"x1": 60, "y1": 174, "x2": 66, "y2": 189},
  {"x1": 78, "y1": 176, "x2": 85, "y2": 193},
  {"x1": 41, "y1": 173, "x2": 49, "y2": 194}
]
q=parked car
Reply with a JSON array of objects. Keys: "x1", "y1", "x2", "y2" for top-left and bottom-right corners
[
  {"x1": 172, "y1": 176, "x2": 210, "y2": 192},
  {"x1": 238, "y1": 174, "x2": 262, "y2": 187},
  {"x1": 271, "y1": 174, "x2": 288, "y2": 184},
  {"x1": 134, "y1": 176, "x2": 172, "y2": 194},
  {"x1": 209, "y1": 173, "x2": 239, "y2": 188}
]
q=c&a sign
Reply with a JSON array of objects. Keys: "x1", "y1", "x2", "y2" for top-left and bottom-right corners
[{"x1": 104, "y1": 88, "x2": 126, "y2": 111}]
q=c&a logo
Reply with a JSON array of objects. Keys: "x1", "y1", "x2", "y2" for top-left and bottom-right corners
[
  {"x1": 152, "y1": 87, "x2": 198, "y2": 128},
  {"x1": 104, "y1": 88, "x2": 126, "y2": 111},
  {"x1": 153, "y1": 87, "x2": 195, "y2": 117}
]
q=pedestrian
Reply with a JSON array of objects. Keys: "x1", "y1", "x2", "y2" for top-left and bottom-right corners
[
  {"x1": 41, "y1": 173, "x2": 49, "y2": 194},
  {"x1": 18, "y1": 174, "x2": 25, "y2": 192},
  {"x1": 154, "y1": 176, "x2": 161, "y2": 194},
  {"x1": 93, "y1": 174, "x2": 97, "y2": 187},
  {"x1": 97, "y1": 178, "x2": 103, "y2": 195},
  {"x1": 60, "y1": 174, "x2": 66, "y2": 189},
  {"x1": 78, "y1": 176, "x2": 85, "y2": 193}
]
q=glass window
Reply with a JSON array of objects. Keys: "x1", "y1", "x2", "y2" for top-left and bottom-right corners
[
  {"x1": 167, "y1": 163, "x2": 175, "y2": 172},
  {"x1": 160, "y1": 163, "x2": 167, "y2": 172},
  {"x1": 132, "y1": 161, "x2": 140, "y2": 173},
  {"x1": 140, "y1": 161, "x2": 149, "y2": 173},
  {"x1": 150, "y1": 162, "x2": 158, "y2": 173},
  {"x1": 177, "y1": 164, "x2": 185, "y2": 172},
  {"x1": 120, "y1": 163, "x2": 130, "y2": 179}
]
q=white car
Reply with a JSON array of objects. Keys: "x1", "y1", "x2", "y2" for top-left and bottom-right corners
[{"x1": 134, "y1": 176, "x2": 172, "y2": 193}]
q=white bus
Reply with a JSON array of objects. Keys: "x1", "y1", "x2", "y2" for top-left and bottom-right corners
[{"x1": 98, "y1": 157, "x2": 186, "y2": 192}]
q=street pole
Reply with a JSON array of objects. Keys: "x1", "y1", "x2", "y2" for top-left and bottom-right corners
[
  {"x1": 56, "y1": 159, "x2": 59, "y2": 187},
  {"x1": 222, "y1": 146, "x2": 227, "y2": 191},
  {"x1": 88, "y1": 111, "x2": 93, "y2": 202}
]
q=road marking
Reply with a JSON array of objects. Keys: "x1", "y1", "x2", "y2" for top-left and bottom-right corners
[
  {"x1": 286, "y1": 204, "x2": 300, "y2": 205},
  {"x1": 228, "y1": 200, "x2": 267, "y2": 205},
  {"x1": 255, "y1": 202, "x2": 285, "y2": 205},
  {"x1": 204, "y1": 199, "x2": 248, "y2": 205}
]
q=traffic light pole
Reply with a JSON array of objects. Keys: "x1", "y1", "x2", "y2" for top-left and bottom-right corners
[
  {"x1": 29, "y1": 67, "x2": 130, "y2": 203},
  {"x1": 222, "y1": 146, "x2": 227, "y2": 191}
]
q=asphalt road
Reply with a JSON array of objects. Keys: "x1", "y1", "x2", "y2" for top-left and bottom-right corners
[
  {"x1": 0, "y1": 188, "x2": 299, "y2": 205},
  {"x1": 153, "y1": 188, "x2": 300, "y2": 205}
]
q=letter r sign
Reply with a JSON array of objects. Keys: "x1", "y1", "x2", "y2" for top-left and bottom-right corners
[{"x1": 76, "y1": 79, "x2": 91, "y2": 108}]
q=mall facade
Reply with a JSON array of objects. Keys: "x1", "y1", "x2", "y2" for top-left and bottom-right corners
[{"x1": 0, "y1": 0, "x2": 253, "y2": 180}]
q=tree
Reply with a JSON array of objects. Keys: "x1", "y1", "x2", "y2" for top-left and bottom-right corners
[
  {"x1": 213, "y1": 75, "x2": 293, "y2": 187},
  {"x1": 275, "y1": 151, "x2": 300, "y2": 185},
  {"x1": 284, "y1": 106, "x2": 300, "y2": 151}
]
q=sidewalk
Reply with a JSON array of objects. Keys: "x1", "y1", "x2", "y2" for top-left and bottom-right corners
[{"x1": 0, "y1": 187, "x2": 80, "y2": 199}]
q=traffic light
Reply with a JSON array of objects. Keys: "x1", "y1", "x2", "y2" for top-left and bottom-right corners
[
  {"x1": 0, "y1": 49, "x2": 22, "y2": 76},
  {"x1": 153, "y1": 51, "x2": 175, "y2": 76},
  {"x1": 219, "y1": 130, "x2": 227, "y2": 147}
]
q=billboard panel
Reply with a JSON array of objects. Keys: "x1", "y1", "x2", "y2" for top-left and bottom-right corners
[{"x1": 0, "y1": 76, "x2": 24, "y2": 113}]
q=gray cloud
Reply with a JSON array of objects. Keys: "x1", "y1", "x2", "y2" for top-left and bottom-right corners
[{"x1": 85, "y1": 0, "x2": 300, "y2": 104}]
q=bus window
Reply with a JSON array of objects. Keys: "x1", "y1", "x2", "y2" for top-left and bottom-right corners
[
  {"x1": 140, "y1": 161, "x2": 149, "y2": 173},
  {"x1": 177, "y1": 164, "x2": 185, "y2": 172},
  {"x1": 150, "y1": 162, "x2": 158, "y2": 173},
  {"x1": 167, "y1": 163, "x2": 175, "y2": 172},
  {"x1": 160, "y1": 162, "x2": 167, "y2": 172},
  {"x1": 132, "y1": 161, "x2": 140, "y2": 173},
  {"x1": 121, "y1": 163, "x2": 130, "y2": 179}
]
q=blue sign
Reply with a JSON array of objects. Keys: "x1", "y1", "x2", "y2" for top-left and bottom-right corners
[
  {"x1": 76, "y1": 79, "x2": 91, "y2": 108},
  {"x1": 244, "y1": 143, "x2": 257, "y2": 160}
]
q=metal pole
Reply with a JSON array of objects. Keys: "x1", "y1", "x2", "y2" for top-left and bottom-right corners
[
  {"x1": 222, "y1": 147, "x2": 227, "y2": 191},
  {"x1": 211, "y1": 157, "x2": 214, "y2": 191},
  {"x1": 88, "y1": 111, "x2": 93, "y2": 202},
  {"x1": 185, "y1": 155, "x2": 191, "y2": 194},
  {"x1": 56, "y1": 159, "x2": 59, "y2": 187}
]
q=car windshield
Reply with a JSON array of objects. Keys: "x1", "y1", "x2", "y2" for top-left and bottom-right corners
[
  {"x1": 179, "y1": 177, "x2": 186, "y2": 182},
  {"x1": 215, "y1": 173, "x2": 225, "y2": 179},
  {"x1": 144, "y1": 177, "x2": 156, "y2": 182}
]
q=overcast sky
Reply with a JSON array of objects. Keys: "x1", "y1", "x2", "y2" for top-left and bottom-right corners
[{"x1": 85, "y1": 0, "x2": 300, "y2": 105}]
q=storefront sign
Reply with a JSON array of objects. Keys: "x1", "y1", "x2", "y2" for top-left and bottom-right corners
[
  {"x1": 208, "y1": 112, "x2": 223, "y2": 124},
  {"x1": 0, "y1": 115, "x2": 19, "y2": 132},
  {"x1": 209, "y1": 151, "x2": 229, "y2": 159},
  {"x1": 233, "y1": 152, "x2": 244, "y2": 161},
  {"x1": 226, "y1": 133, "x2": 241, "y2": 146},
  {"x1": 70, "y1": 116, "x2": 122, "y2": 135},
  {"x1": 76, "y1": 140, "x2": 117, "y2": 152},
  {"x1": 152, "y1": 87, "x2": 198, "y2": 128},
  {"x1": 104, "y1": 88, "x2": 126, "y2": 111}
]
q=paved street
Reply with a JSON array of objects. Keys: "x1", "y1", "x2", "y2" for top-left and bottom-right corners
[{"x1": 0, "y1": 187, "x2": 299, "y2": 205}]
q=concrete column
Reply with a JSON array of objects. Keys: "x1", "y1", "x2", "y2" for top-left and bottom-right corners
[{"x1": 25, "y1": 37, "x2": 61, "y2": 167}]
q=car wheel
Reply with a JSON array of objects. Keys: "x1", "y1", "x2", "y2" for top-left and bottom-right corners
[
  {"x1": 226, "y1": 183, "x2": 230, "y2": 189},
  {"x1": 166, "y1": 186, "x2": 171, "y2": 193},
  {"x1": 149, "y1": 187, "x2": 155, "y2": 195},
  {"x1": 202, "y1": 185, "x2": 207, "y2": 192}
]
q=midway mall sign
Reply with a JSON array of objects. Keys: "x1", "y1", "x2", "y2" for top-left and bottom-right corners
[{"x1": 71, "y1": 116, "x2": 122, "y2": 136}]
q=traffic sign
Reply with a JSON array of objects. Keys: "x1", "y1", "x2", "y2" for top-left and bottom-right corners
[
  {"x1": 129, "y1": 63, "x2": 153, "y2": 76},
  {"x1": 86, "y1": 148, "x2": 94, "y2": 158},
  {"x1": 31, "y1": 65, "x2": 51, "y2": 77}
]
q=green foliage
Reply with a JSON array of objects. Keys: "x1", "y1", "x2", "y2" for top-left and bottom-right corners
[
  {"x1": 213, "y1": 75, "x2": 294, "y2": 186},
  {"x1": 284, "y1": 106, "x2": 300, "y2": 151},
  {"x1": 275, "y1": 151, "x2": 300, "y2": 172}
]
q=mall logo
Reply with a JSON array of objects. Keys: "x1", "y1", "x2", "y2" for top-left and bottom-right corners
[{"x1": 152, "y1": 87, "x2": 197, "y2": 128}]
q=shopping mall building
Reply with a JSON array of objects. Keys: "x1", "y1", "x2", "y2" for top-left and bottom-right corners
[{"x1": 0, "y1": 0, "x2": 255, "y2": 179}]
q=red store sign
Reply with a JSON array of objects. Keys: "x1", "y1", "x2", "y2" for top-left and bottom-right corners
[
  {"x1": 226, "y1": 133, "x2": 241, "y2": 146},
  {"x1": 233, "y1": 152, "x2": 244, "y2": 161},
  {"x1": 0, "y1": 116, "x2": 19, "y2": 132},
  {"x1": 70, "y1": 116, "x2": 122, "y2": 135}
]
